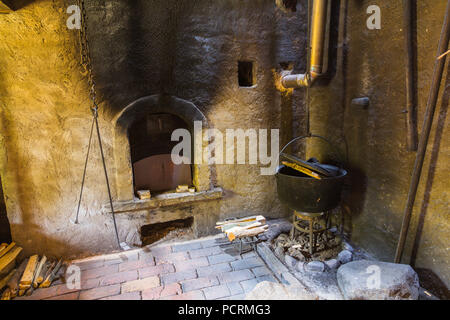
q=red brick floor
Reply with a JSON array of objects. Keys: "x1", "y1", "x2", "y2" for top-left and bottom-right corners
[{"x1": 16, "y1": 235, "x2": 277, "y2": 300}]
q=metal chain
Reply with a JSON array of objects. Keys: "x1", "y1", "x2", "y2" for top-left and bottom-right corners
[
  {"x1": 77, "y1": 0, "x2": 97, "y2": 110},
  {"x1": 75, "y1": 0, "x2": 121, "y2": 250}
]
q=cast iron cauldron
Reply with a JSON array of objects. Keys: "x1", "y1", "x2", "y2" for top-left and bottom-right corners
[{"x1": 276, "y1": 135, "x2": 347, "y2": 214}]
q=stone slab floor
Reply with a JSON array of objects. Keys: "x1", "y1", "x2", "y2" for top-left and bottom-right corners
[{"x1": 17, "y1": 235, "x2": 278, "y2": 300}]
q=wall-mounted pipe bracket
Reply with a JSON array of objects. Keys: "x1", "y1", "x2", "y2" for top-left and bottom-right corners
[{"x1": 351, "y1": 97, "x2": 370, "y2": 109}]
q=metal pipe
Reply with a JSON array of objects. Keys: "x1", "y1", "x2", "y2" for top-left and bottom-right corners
[
  {"x1": 403, "y1": 0, "x2": 418, "y2": 151},
  {"x1": 394, "y1": 0, "x2": 450, "y2": 263},
  {"x1": 309, "y1": 0, "x2": 328, "y2": 78},
  {"x1": 281, "y1": 0, "x2": 329, "y2": 88}
]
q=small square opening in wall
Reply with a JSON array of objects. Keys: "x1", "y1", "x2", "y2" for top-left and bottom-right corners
[{"x1": 238, "y1": 61, "x2": 255, "y2": 87}]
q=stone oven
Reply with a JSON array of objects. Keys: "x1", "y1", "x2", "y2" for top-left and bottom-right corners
[
  {"x1": 113, "y1": 95, "x2": 212, "y2": 201},
  {"x1": 107, "y1": 95, "x2": 222, "y2": 246}
]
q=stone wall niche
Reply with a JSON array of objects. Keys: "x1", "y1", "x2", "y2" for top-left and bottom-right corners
[{"x1": 113, "y1": 94, "x2": 212, "y2": 203}]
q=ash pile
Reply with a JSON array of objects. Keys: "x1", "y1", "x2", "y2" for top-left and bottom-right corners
[{"x1": 272, "y1": 227, "x2": 343, "y2": 264}]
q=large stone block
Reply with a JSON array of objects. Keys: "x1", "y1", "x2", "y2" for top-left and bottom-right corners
[
  {"x1": 337, "y1": 260, "x2": 420, "y2": 300},
  {"x1": 245, "y1": 281, "x2": 317, "y2": 300}
]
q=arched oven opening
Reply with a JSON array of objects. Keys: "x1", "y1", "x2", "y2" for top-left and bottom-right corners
[{"x1": 128, "y1": 113, "x2": 192, "y2": 197}]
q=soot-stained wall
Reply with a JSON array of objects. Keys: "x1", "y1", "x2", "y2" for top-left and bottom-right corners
[
  {"x1": 0, "y1": 0, "x2": 307, "y2": 258},
  {"x1": 307, "y1": 0, "x2": 449, "y2": 288}
]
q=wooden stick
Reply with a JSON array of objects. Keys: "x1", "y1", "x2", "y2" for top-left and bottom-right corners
[
  {"x1": 0, "y1": 268, "x2": 16, "y2": 291},
  {"x1": 216, "y1": 215, "x2": 266, "y2": 226},
  {"x1": 1, "y1": 288, "x2": 11, "y2": 300},
  {"x1": 7, "y1": 258, "x2": 28, "y2": 298},
  {"x1": 0, "y1": 243, "x2": 7, "y2": 253},
  {"x1": 25, "y1": 284, "x2": 35, "y2": 296},
  {"x1": 282, "y1": 161, "x2": 322, "y2": 180},
  {"x1": 19, "y1": 254, "x2": 39, "y2": 288},
  {"x1": 26, "y1": 256, "x2": 46, "y2": 296},
  {"x1": 32, "y1": 256, "x2": 47, "y2": 288},
  {"x1": 0, "y1": 242, "x2": 15, "y2": 259},
  {"x1": 38, "y1": 261, "x2": 55, "y2": 288},
  {"x1": 280, "y1": 153, "x2": 332, "y2": 176},
  {"x1": 438, "y1": 49, "x2": 450, "y2": 60},
  {"x1": 36, "y1": 260, "x2": 50, "y2": 285},
  {"x1": 42, "y1": 261, "x2": 55, "y2": 281},
  {"x1": 40, "y1": 258, "x2": 62, "y2": 288},
  {"x1": 220, "y1": 221, "x2": 264, "y2": 232},
  {"x1": 228, "y1": 225, "x2": 269, "y2": 242},
  {"x1": 224, "y1": 222, "x2": 264, "y2": 235},
  {"x1": 0, "y1": 246, "x2": 22, "y2": 277}
]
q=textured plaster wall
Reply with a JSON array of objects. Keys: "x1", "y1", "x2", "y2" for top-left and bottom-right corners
[
  {"x1": 4, "y1": 0, "x2": 446, "y2": 290},
  {"x1": 307, "y1": 0, "x2": 449, "y2": 288},
  {"x1": 0, "y1": 0, "x2": 307, "y2": 258}
]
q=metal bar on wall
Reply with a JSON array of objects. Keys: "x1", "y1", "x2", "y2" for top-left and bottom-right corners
[{"x1": 395, "y1": 0, "x2": 450, "y2": 264}]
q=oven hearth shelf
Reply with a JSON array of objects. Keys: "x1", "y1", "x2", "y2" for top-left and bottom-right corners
[{"x1": 101, "y1": 187, "x2": 223, "y2": 214}]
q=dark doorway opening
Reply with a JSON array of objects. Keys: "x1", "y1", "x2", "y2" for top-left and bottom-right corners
[
  {"x1": 128, "y1": 113, "x2": 192, "y2": 196},
  {"x1": 0, "y1": 176, "x2": 12, "y2": 244}
]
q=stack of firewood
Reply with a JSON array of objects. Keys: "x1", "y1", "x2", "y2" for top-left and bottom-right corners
[
  {"x1": 216, "y1": 215, "x2": 268, "y2": 242},
  {"x1": 0, "y1": 242, "x2": 63, "y2": 300}
]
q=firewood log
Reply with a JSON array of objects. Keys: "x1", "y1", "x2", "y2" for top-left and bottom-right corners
[
  {"x1": 0, "y1": 268, "x2": 16, "y2": 291},
  {"x1": 0, "y1": 242, "x2": 16, "y2": 259},
  {"x1": 40, "y1": 258, "x2": 62, "y2": 288},
  {"x1": 227, "y1": 225, "x2": 269, "y2": 242},
  {"x1": 0, "y1": 246, "x2": 22, "y2": 278},
  {"x1": 220, "y1": 221, "x2": 264, "y2": 232},
  {"x1": 36, "y1": 260, "x2": 51, "y2": 285},
  {"x1": 1, "y1": 288, "x2": 11, "y2": 300},
  {"x1": 7, "y1": 258, "x2": 28, "y2": 298},
  {"x1": 224, "y1": 222, "x2": 264, "y2": 235},
  {"x1": 42, "y1": 261, "x2": 55, "y2": 281},
  {"x1": 0, "y1": 243, "x2": 8, "y2": 254},
  {"x1": 32, "y1": 256, "x2": 47, "y2": 288},
  {"x1": 176, "y1": 185, "x2": 189, "y2": 193},
  {"x1": 19, "y1": 254, "x2": 38, "y2": 289}
]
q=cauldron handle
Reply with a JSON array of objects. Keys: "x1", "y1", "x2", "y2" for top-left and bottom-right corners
[{"x1": 279, "y1": 134, "x2": 344, "y2": 169}]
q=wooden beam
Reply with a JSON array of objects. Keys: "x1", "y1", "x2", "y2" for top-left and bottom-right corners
[
  {"x1": 19, "y1": 254, "x2": 38, "y2": 289},
  {"x1": 0, "y1": 268, "x2": 16, "y2": 291},
  {"x1": 0, "y1": 1, "x2": 13, "y2": 13},
  {"x1": 0, "y1": 246, "x2": 22, "y2": 278}
]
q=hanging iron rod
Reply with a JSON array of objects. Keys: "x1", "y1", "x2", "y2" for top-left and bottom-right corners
[
  {"x1": 394, "y1": 0, "x2": 450, "y2": 263},
  {"x1": 403, "y1": 0, "x2": 418, "y2": 151}
]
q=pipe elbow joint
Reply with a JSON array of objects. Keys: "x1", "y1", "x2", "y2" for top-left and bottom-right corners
[{"x1": 281, "y1": 72, "x2": 318, "y2": 88}]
